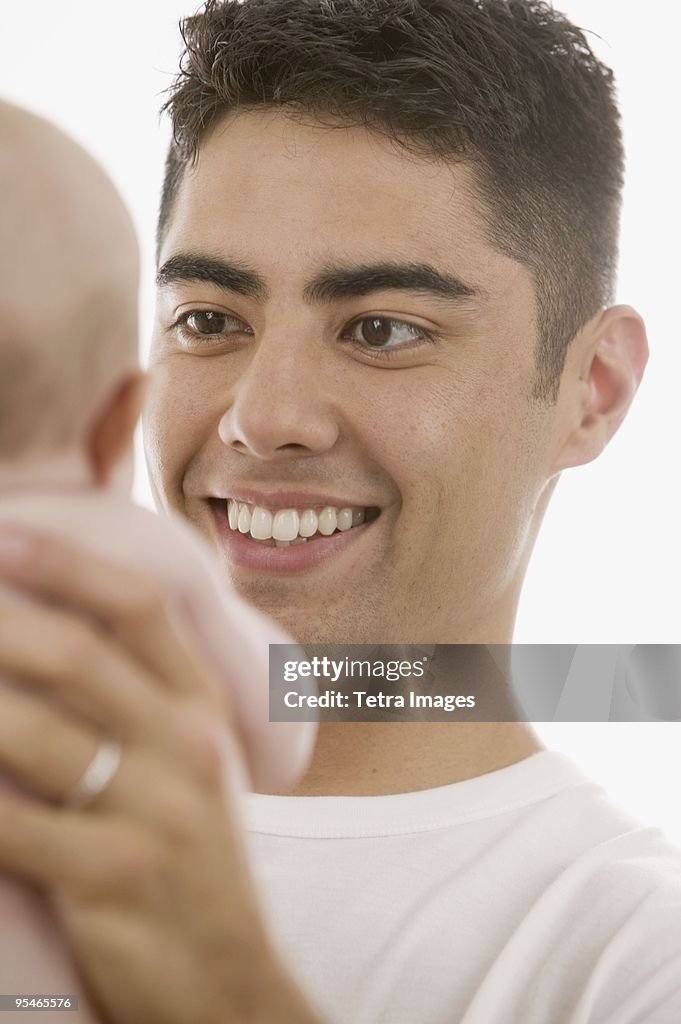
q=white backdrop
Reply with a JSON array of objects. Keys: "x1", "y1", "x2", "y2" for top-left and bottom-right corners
[{"x1": 1, "y1": 1, "x2": 679, "y2": 842}]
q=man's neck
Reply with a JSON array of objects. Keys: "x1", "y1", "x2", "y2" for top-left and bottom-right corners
[
  {"x1": 270, "y1": 642, "x2": 541, "y2": 797},
  {"x1": 273, "y1": 721, "x2": 544, "y2": 797}
]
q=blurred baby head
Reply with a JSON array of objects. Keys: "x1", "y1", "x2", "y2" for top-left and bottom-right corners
[{"x1": 0, "y1": 100, "x2": 144, "y2": 489}]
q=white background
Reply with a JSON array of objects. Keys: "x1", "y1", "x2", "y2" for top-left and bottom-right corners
[{"x1": 1, "y1": 2, "x2": 679, "y2": 841}]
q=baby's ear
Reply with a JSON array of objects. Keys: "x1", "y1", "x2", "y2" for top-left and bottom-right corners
[{"x1": 87, "y1": 371, "x2": 148, "y2": 487}]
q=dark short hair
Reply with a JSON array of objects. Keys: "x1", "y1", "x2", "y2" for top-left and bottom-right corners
[{"x1": 159, "y1": 0, "x2": 624, "y2": 401}]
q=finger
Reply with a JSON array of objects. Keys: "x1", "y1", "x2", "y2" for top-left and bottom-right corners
[
  {"x1": 0, "y1": 788, "x2": 149, "y2": 896},
  {"x1": 0, "y1": 656, "x2": 243, "y2": 822},
  {"x1": 0, "y1": 601, "x2": 169, "y2": 742},
  {"x1": 0, "y1": 681, "x2": 102, "y2": 801},
  {"x1": 0, "y1": 686, "x2": 218, "y2": 829},
  {"x1": 0, "y1": 708, "x2": 213, "y2": 841},
  {"x1": 0, "y1": 752, "x2": 242, "y2": 896},
  {"x1": 0, "y1": 527, "x2": 221, "y2": 702}
]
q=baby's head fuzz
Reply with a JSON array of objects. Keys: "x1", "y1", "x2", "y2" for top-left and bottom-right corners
[{"x1": 0, "y1": 100, "x2": 142, "y2": 489}]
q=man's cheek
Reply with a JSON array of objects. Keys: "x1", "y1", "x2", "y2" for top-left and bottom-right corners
[{"x1": 144, "y1": 368, "x2": 202, "y2": 492}]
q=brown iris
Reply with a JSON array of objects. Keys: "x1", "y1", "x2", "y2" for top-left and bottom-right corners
[
  {"x1": 360, "y1": 318, "x2": 393, "y2": 347},
  {"x1": 188, "y1": 310, "x2": 226, "y2": 334}
]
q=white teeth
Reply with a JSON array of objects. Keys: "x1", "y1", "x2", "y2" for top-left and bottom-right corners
[
  {"x1": 290, "y1": 536, "x2": 308, "y2": 546},
  {"x1": 224, "y1": 498, "x2": 374, "y2": 542},
  {"x1": 317, "y1": 507, "x2": 338, "y2": 536},
  {"x1": 299, "y1": 509, "x2": 318, "y2": 537},
  {"x1": 272, "y1": 509, "x2": 300, "y2": 542},
  {"x1": 237, "y1": 503, "x2": 251, "y2": 533},
  {"x1": 250, "y1": 506, "x2": 273, "y2": 540},
  {"x1": 336, "y1": 507, "x2": 353, "y2": 531}
]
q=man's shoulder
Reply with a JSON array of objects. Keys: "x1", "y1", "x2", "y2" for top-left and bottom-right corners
[
  {"x1": 536, "y1": 771, "x2": 681, "y2": 899},
  {"x1": 560, "y1": 827, "x2": 681, "y2": 1022},
  {"x1": 569, "y1": 824, "x2": 681, "y2": 910}
]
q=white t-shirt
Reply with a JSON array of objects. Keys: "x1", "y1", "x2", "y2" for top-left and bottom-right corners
[{"x1": 244, "y1": 750, "x2": 681, "y2": 1023}]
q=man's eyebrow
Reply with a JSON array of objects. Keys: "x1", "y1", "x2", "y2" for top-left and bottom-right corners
[
  {"x1": 156, "y1": 253, "x2": 481, "y2": 305},
  {"x1": 304, "y1": 262, "x2": 480, "y2": 304},
  {"x1": 156, "y1": 254, "x2": 267, "y2": 300}
]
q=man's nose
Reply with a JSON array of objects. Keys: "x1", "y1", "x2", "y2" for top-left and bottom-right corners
[{"x1": 217, "y1": 330, "x2": 340, "y2": 459}]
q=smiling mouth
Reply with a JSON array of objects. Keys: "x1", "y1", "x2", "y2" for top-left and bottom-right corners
[{"x1": 208, "y1": 498, "x2": 381, "y2": 547}]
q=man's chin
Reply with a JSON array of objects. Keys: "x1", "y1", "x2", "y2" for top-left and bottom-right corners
[{"x1": 224, "y1": 590, "x2": 390, "y2": 647}]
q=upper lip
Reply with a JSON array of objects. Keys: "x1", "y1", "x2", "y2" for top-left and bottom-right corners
[{"x1": 208, "y1": 487, "x2": 380, "y2": 511}]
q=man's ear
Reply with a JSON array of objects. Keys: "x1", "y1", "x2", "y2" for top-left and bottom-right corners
[
  {"x1": 87, "y1": 371, "x2": 148, "y2": 487},
  {"x1": 550, "y1": 305, "x2": 649, "y2": 474}
]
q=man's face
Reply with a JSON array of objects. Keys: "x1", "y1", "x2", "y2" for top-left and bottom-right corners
[{"x1": 145, "y1": 110, "x2": 559, "y2": 644}]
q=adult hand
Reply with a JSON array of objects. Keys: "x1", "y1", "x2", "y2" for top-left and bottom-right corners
[{"x1": 0, "y1": 529, "x2": 321, "y2": 1024}]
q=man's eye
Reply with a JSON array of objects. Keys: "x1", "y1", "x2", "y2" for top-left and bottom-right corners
[
  {"x1": 168, "y1": 310, "x2": 254, "y2": 350},
  {"x1": 344, "y1": 316, "x2": 434, "y2": 354},
  {"x1": 176, "y1": 310, "x2": 247, "y2": 337}
]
